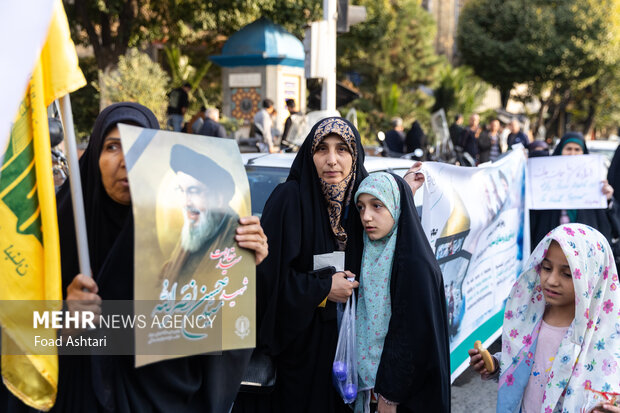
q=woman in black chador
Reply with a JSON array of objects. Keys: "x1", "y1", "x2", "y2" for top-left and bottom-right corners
[
  {"x1": 2, "y1": 102, "x2": 268, "y2": 412},
  {"x1": 236, "y1": 117, "x2": 368, "y2": 412},
  {"x1": 530, "y1": 132, "x2": 616, "y2": 250}
]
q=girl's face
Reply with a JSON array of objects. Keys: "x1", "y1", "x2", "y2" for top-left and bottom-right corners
[
  {"x1": 356, "y1": 193, "x2": 395, "y2": 240},
  {"x1": 561, "y1": 142, "x2": 584, "y2": 155},
  {"x1": 540, "y1": 240, "x2": 575, "y2": 310},
  {"x1": 99, "y1": 126, "x2": 131, "y2": 205},
  {"x1": 313, "y1": 135, "x2": 353, "y2": 184}
]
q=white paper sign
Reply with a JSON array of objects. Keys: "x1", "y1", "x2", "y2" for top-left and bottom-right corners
[
  {"x1": 526, "y1": 155, "x2": 606, "y2": 210},
  {"x1": 313, "y1": 252, "x2": 345, "y2": 272}
]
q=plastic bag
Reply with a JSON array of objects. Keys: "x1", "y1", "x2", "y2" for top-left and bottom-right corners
[{"x1": 332, "y1": 293, "x2": 357, "y2": 404}]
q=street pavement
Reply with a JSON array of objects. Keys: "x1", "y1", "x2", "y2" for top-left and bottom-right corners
[{"x1": 451, "y1": 339, "x2": 500, "y2": 413}]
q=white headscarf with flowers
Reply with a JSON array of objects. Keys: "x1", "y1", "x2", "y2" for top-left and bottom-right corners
[{"x1": 497, "y1": 224, "x2": 620, "y2": 413}]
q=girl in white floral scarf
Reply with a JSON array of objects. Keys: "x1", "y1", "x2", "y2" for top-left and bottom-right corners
[{"x1": 469, "y1": 224, "x2": 620, "y2": 413}]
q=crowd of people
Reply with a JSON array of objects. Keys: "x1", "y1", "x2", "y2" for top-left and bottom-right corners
[
  {"x1": 2, "y1": 97, "x2": 619, "y2": 413},
  {"x1": 166, "y1": 85, "x2": 298, "y2": 154}
]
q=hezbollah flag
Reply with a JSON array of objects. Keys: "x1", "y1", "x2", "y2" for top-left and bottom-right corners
[{"x1": 0, "y1": 0, "x2": 86, "y2": 409}]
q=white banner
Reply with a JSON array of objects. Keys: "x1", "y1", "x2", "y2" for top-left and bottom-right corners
[
  {"x1": 526, "y1": 154, "x2": 607, "y2": 210},
  {"x1": 420, "y1": 149, "x2": 527, "y2": 381}
]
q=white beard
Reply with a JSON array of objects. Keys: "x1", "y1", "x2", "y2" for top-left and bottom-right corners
[{"x1": 180, "y1": 207, "x2": 218, "y2": 252}]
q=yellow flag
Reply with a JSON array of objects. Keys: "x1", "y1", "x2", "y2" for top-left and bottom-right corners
[{"x1": 0, "y1": 0, "x2": 86, "y2": 409}]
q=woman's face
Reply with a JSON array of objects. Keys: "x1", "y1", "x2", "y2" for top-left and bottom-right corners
[
  {"x1": 356, "y1": 193, "x2": 395, "y2": 240},
  {"x1": 561, "y1": 142, "x2": 584, "y2": 156},
  {"x1": 99, "y1": 126, "x2": 131, "y2": 205},
  {"x1": 539, "y1": 240, "x2": 575, "y2": 311},
  {"x1": 313, "y1": 134, "x2": 353, "y2": 184}
]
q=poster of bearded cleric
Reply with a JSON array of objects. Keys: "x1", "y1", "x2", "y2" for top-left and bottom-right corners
[
  {"x1": 118, "y1": 124, "x2": 254, "y2": 367},
  {"x1": 420, "y1": 148, "x2": 526, "y2": 381}
]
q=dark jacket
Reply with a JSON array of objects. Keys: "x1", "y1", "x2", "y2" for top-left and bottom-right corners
[
  {"x1": 459, "y1": 128, "x2": 478, "y2": 160},
  {"x1": 371, "y1": 174, "x2": 451, "y2": 412},
  {"x1": 198, "y1": 117, "x2": 227, "y2": 138},
  {"x1": 507, "y1": 130, "x2": 528, "y2": 148},
  {"x1": 384, "y1": 129, "x2": 405, "y2": 157},
  {"x1": 254, "y1": 118, "x2": 367, "y2": 412},
  {"x1": 478, "y1": 132, "x2": 502, "y2": 163}
]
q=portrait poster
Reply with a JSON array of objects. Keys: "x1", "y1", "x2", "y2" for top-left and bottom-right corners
[
  {"x1": 421, "y1": 149, "x2": 527, "y2": 381},
  {"x1": 118, "y1": 124, "x2": 255, "y2": 367},
  {"x1": 526, "y1": 154, "x2": 607, "y2": 210}
]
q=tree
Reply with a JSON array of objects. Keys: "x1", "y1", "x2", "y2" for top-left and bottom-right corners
[
  {"x1": 337, "y1": 0, "x2": 441, "y2": 138},
  {"x1": 98, "y1": 48, "x2": 170, "y2": 123},
  {"x1": 432, "y1": 64, "x2": 489, "y2": 123},
  {"x1": 458, "y1": 0, "x2": 620, "y2": 135},
  {"x1": 65, "y1": 0, "x2": 321, "y2": 72}
]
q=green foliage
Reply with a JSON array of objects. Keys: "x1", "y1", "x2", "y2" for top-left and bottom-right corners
[
  {"x1": 98, "y1": 49, "x2": 170, "y2": 124},
  {"x1": 458, "y1": 0, "x2": 620, "y2": 94},
  {"x1": 70, "y1": 57, "x2": 100, "y2": 141},
  {"x1": 163, "y1": 44, "x2": 214, "y2": 119},
  {"x1": 337, "y1": 0, "x2": 440, "y2": 140},
  {"x1": 432, "y1": 64, "x2": 490, "y2": 122},
  {"x1": 458, "y1": 0, "x2": 620, "y2": 134},
  {"x1": 65, "y1": 0, "x2": 321, "y2": 71}
]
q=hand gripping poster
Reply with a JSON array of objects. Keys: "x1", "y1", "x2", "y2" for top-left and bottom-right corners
[
  {"x1": 118, "y1": 124, "x2": 255, "y2": 367},
  {"x1": 421, "y1": 149, "x2": 527, "y2": 381}
]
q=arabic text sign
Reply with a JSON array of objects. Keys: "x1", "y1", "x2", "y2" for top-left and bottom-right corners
[
  {"x1": 526, "y1": 155, "x2": 606, "y2": 210},
  {"x1": 421, "y1": 149, "x2": 526, "y2": 382},
  {"x1": 119, "y1": 125, "x2": 255, "y2": 367}
]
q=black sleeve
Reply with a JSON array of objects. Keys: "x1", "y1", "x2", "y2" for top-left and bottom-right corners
[
  {"x1": 257, "y1": 182, "x2": 333, "y2": 355},
  {"x1": 373, "y1": 176, "x2": 450, "y2": 412},
  {"x1": 282, "y1": 117, "x2": 292, "y2": 141},
  {"x1": 180, "y1": 91, "x2": 189, "y2": 109},
  {"x1": 217, "y1": 124, "x2": 227, "y2": 138},
  {"x1": 373, "y1": 259, "x2": 430, "y2": 402},
  {"x1": 609, "y1": 201, "x2": 620, "y2": 239}
]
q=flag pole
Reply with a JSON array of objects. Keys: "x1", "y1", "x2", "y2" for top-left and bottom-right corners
[{"x1": 57, "y1": 94, "x2": 92, "y2": 277}]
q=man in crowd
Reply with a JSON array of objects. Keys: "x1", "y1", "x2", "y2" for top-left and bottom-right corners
[
  {"x1": 478, "y1": 118, "x2": 502, "y2": 163},
  {"x1": 184, "y1": 106, "x2": 206, "y2": 133},
  {"x1": 252, "y1": 99, "x2": 276, "y2": 152},
  {"x1": 384, "y1": 117, "x2": 406, "y2": 157},
  {"x1": 281, "y1": 98, "x2": 299, "y2": 144},
  {"x1": 197, "y1": 108, "x2": 227, "y2": 138},
  {"x1": 507, "y1": 119, "x2": 529, "y2": 148},
  {"x1": 167, "y1": 83, "x2": 191, "y2": 131},
  {"x1": 459, "y1": 113, "x2": 480, "y2": 164},
  {"x1": 449, "y1": 114, "x2": 464, "y2": 148},
  {"x1": 405, "y1": 118, "x2": 427, "y2": 156}
]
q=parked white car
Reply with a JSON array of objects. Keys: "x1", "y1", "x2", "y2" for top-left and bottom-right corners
[
  {"x1": 243, "y1": 153, "x2": 422, "y2": 217},
  {"x1": 586, "y1": 139, "x2": 618, "y2": 170}
]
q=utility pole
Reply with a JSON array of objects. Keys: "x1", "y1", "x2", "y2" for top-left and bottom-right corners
[{"x1": 321, "y1": 0, "x2": 337, "y2": 111}]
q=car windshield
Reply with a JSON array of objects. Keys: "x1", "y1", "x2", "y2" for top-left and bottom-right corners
[
  {"x1": 245, "y1": 166, "x2": 289, "y2": 217},
  {"x1": 588, "y1": 147, "x2": 616, "y2": 168}
]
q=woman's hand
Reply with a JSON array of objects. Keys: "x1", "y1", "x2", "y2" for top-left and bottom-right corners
[
  {"x1": 327, "y1": 271, "x2": 359, "y2": 303},
  {"x1": 467, "y1": 348, "x2": 497, "y2": 380},
  {"x1": 236, "y1": 216, "x2": 269, "y2": 265},
  {"x1": 65, "y1": 273, "x2": 101, "y2": 335},
  {"x1": 602, "y1": 179, "x2": 614, "y2": 201},
  {"x1": 377, "y1": 396, "x2": 398, "y2": 413},
  {"x1": 591, "y1": 402, "x2": 620, "y2": 413},
  {"x1": 403, "y1": 162, "x2": 425, "y2": 196}
]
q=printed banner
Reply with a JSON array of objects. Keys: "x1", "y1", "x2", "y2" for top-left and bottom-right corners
[
  {"x1": 118, "y1": 125, "x2": 255, "y2": 367},
  {"x1": 526, "y1": 154, "x2": 607, "y2": 210},
  {"x1": 421, "y1": 149, "x2": 527, "y2": 381}
]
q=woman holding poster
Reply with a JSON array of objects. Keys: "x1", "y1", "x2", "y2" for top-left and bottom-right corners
[
  {"x1": 236, "y1": 118, "x2": 368, "y2": 413},
  {"x1": 0, "y1": 102, "x2": 269, "y2": 413},
  {"x1": 530, "y1": 132, "x2": 617, "y2": 250}
]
